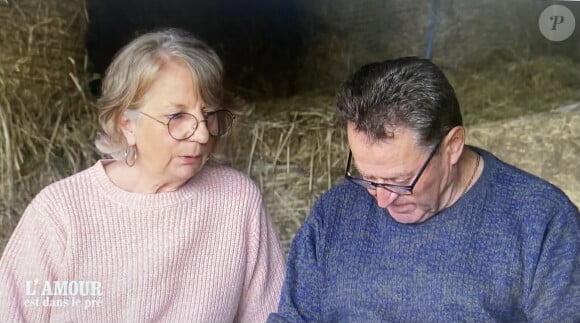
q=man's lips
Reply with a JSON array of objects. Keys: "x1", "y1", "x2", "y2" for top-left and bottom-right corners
[{"x1": 389, "y1": 203, "x2": 413, "y2": 212}]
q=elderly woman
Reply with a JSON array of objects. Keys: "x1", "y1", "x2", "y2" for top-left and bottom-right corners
[{"x1": 0, "y1": 28, "x2": 285, "y2": 322}]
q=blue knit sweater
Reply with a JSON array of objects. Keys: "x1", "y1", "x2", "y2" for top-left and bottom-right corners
[{"x1": 268, "y1": 148, "x2": 580, "y2": 322}]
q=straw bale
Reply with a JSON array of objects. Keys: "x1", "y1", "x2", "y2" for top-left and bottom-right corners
[
  {"x1": 0, "y1": 0, "x2": 88, "y2": 86},
  {"x1": 466, "y1": 109, "x2": 580, "y2": 207},
  {"x1": 295, "y1": 0, "x2": 579, "y2": 90},
  {"x1": 230, "y1": 94, "x2": 348, "y2": 250},
  {"x1": 0, "y1": 0, "x2": 96, "y2": 252},
  {"x1": 447, "y1": 52, "x2": 580, "y2": 125}
]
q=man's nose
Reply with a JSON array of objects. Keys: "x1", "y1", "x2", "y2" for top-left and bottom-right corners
[{"x1": 374, "y1": 187, "x2": 399, "y2": 208}]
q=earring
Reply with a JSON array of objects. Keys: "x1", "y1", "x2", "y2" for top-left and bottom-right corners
[{"x1": 124, "y1": 145, "x2": 137, "y2": 167}]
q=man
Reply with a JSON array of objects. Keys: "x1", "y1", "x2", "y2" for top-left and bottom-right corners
[{"x1": 268, "y1": 57, "x2": 580, "y2": 322}]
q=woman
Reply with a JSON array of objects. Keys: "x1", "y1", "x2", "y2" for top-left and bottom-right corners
[{"x1": 0, "y1": 28, "x2": 285, "y2": 322}]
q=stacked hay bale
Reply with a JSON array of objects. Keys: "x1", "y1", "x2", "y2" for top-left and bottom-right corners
[
  {"x1": 446, "y1": 52, "x2": 580, "y2": 125},
  {"x1": 467, "y1": 109, "x2": 580, "y2": 207},
  {"x1": 293, "y1": 0, "x2": 575, "y2": 93},
  {"x1": 0, "y1": 0, "x2": 97, "y2": 251},
  {"x1": 229, "y1": 94, "x2": 346, "y2": 250}
]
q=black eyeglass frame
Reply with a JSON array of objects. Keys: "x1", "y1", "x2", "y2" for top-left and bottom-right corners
[
  {"x1": 138, "y1": 109, "x2": 235, "y2": 140},
  {"x1": 345, "y1": 141, "x2": 441, "y2": 195}
]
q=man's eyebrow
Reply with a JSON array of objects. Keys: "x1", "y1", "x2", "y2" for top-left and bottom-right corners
[{"x1": 354, "y1": 164, "x2": 413, "y2": 182}]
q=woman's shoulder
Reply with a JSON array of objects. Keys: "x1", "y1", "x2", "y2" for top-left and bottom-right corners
[
  {"x1": 41, "y1": 161, "x2": 100, "y2": 190},
  {"x1": 201, "y1": 162, "x2": 254, "y2": 182},
  {"x1": 39, "y1": 162, "x2": 94, "y2": 194},
  {"x1": 198, "y1": 162, "x2": 261, "y2": 193},
  {"x1": 17, "y1": 162, "x2": 102, "y2": 225},
  {"x1": 31, "y1": 161, "x2": 104, "y2": 204},
  {"x1": 190, "y1": 163, "x2": 266, "y2": 213}
]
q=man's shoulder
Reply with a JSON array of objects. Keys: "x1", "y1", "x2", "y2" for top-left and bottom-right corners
[
  {"x1": 307, "y1": 180, "x2": 373, "y2": 225},
  {"x1": 479, "y1": 148, "x2": 578, "y2": 215},
  {"x1": 317, "y1": 180, "x2": 364, "y2": 204}
]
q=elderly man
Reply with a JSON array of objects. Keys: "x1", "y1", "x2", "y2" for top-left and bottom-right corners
[{"x1": 268, "y1": 57, "x2": 580, "y2": 322}]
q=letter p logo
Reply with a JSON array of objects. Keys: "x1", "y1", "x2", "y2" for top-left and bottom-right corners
[
  {"x1": 550, "y1": 15, "x2": 566, "y2": 30},
  {"x1": 539, "y1": 5, "x2": 575, "y2": 41}
]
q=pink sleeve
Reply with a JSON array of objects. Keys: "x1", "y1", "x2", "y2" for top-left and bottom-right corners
[
  {"x1": 0, "y1": 198, "x2": 67, "y2": 322},
  {"x1": 235, "y1": 200, "x2": 286, "y2": 323}
]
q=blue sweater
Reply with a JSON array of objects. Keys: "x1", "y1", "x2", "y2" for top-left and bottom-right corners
[{"x1": 269, "y1": 148, "x2": 580, "y2": 322}]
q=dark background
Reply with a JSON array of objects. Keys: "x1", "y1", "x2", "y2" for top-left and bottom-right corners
[
  {"x1": 85, "y1": 0, "x2": 306, "y2": 98},
  {"x1": 85, "y1": 0, "x2": 580, "y2": 100}
]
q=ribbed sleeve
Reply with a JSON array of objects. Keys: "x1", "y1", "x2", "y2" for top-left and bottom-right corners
[{"x1": 0, "y1": 160, "x2": 285, "y2": 322}]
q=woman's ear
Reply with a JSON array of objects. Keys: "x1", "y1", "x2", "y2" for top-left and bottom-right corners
[
  {"x1": 443, "y1": 126, "x2": 465, "y2": 165},
  {"x1": 119, "y1": 112, "x2": 136, "y2": 146}
]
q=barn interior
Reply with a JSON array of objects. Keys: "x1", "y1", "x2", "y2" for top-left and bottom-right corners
[{"x1": 1, "y1": 0, "x2": 579, "y2": 252}]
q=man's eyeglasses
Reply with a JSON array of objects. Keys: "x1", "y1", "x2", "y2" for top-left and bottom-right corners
[
  {"x1": 345, "y1": 141, "x2": 440, "y2": 195},
  {"x1": 138, "y1": 110, "x2": 235, "y2": 140}
]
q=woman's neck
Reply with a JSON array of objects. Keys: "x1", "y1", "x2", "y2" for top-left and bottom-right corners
[{"x1": 103, "y1": 160, "x2": 188, "y2": 194}]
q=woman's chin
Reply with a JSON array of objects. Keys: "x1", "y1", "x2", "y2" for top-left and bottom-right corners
[{"x1": 174, "y1": 161, "x2": 204, "y2": 180}]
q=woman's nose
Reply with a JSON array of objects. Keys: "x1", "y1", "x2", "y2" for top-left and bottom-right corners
[{"x1": 188, "y1": 120, "x2": 210, "y2": 144}]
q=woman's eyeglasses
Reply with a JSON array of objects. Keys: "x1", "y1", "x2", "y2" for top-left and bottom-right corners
[{"x1": 138, "y1": 110, "x2": 235, "y2": 140}]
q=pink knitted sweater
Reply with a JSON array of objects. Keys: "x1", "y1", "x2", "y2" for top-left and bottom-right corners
[{"x1": 0, "y1": 160, "x2": 285, "y2": 322}]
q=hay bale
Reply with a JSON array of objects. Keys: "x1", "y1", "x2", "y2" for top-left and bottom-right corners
[
  {"x1": 466, "y1": 109, "x2": 580, "y2": 207},
  {"x1": 294, "y1": 0, "x2": 580, "y2": 89},
  {"x1": 447, "y1": 52, "x2": 580, "y2": 125},
  {"x1": 0, "y1": 0, "x2": 87, "y2": 84},
  {"x1": 230, "y1": 94, "x2": 348, "y2": 250},
  {"x1": 0, "y1": 0, "x2": 96, "y2": 252}
]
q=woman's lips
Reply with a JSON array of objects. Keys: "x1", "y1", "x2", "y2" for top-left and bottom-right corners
[{"x1": 178, "y1": 155, "x2": 200, "y2": 164}]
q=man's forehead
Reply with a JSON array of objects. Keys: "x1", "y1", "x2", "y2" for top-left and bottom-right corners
[{"x1": 346, "y1": 123, "x2": 418, "y2": 149}]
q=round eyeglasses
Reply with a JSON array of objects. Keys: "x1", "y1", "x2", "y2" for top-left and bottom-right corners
[
  {"x1": 345, "y1": 141, "x2": 440, "y2": 195},
  {"x1": 138, "y1": 110, "x2": 235, "y2": 140}
]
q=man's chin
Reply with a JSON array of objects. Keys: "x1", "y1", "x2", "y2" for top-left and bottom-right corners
[{"x1": 387, "y1": 205, "x2": 423, "y2": 224}]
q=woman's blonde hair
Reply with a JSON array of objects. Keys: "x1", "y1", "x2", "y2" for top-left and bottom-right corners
[{"x1": 95, "y1": 28, "x2": 233, "y2": 159}]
